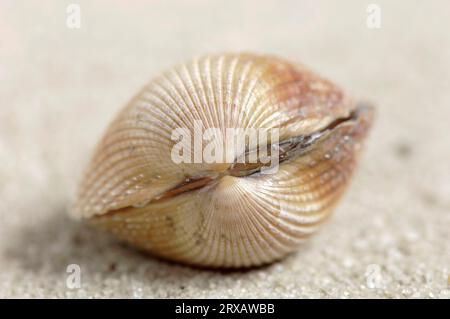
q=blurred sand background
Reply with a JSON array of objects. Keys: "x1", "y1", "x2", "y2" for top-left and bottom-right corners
[{"x1": 0, "y1": 0, "x2": 449, "y2": 298}]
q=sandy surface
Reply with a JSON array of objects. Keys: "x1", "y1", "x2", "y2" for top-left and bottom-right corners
[{"x1": 0, "y1": 0, "x2": 449, "y2": 298}]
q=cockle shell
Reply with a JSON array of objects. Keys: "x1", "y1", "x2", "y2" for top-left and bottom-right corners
[{"x1": 73, "y1": 53, "x2": 373, "y2": 268}]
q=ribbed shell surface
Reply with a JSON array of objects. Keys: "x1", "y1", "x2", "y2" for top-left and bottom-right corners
[{"x1": 74, "y1": 53, "x2": 373, "y2": 268}]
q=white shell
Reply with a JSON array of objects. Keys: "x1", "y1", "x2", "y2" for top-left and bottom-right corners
[{"x1": 74, "y1": 53, "x2": 373, "y2": 268}]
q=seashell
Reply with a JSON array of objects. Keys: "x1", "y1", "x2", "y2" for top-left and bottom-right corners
[{"x1": 73, "y1": 53, "x2": 373, "y2": 268}]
